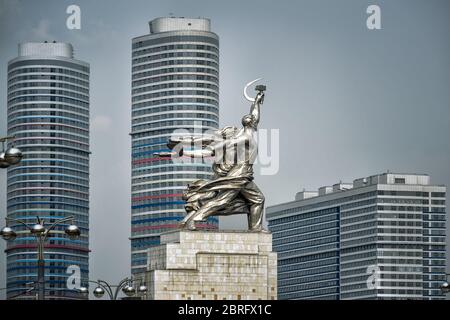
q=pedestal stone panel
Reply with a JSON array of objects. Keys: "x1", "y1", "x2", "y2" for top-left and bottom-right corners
[{"x1": 145, "y1": 230, "x2": 277, "y2": 300}]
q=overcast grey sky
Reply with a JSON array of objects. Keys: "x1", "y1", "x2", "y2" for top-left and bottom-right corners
[{"x1": 1, "y1": 0, "x2": 449, "y2": 298}]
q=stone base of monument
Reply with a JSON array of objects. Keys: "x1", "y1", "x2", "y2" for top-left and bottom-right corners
[{"x1": 144, "y1": 229, "x2": 277, "y2": 300}]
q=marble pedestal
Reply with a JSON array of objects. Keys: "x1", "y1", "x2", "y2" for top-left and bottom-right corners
[{"x1": 145, "y1": 230, "x2": 277, "y2": 300}]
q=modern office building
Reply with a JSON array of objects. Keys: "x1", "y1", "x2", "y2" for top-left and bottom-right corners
[
  {"x1": 130, "y1": 17, "x2": 219, "y2": 274},
  {"x1": 6, "y1": 42, "x2": 90, "y2": 299},
  {"x1": 267, "y1": 173, "x2": 447, "y2": 300}
]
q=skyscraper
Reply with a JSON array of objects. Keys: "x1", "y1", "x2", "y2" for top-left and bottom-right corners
[
  {"x1": 130, "y1": 17, "x2": 219, "y2": 275},
  {"x1": 6, "y1": 42, "x2": 90, "y2": 299},
  {"x1": 267, "y1": 173, "x2": 447, "y2": 300}
]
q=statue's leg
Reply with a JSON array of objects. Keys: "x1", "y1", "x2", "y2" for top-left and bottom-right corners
[
  {"x1": 240, "y1": 182, "x2": 266, "y2": 231},
  {"x1": 191, "y1": 190, "x2": 240, "y2": 222},
  {"x1": 184, "y1": 218, "x2": 197, "y2": 231},
  {"x1": 180, "y1": 210, "x2": 198, "y2": 229}
]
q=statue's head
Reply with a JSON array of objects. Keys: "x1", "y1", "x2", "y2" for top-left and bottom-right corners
[{"x1": 242, "y1": 114, "x2": 257, "y2": 129}]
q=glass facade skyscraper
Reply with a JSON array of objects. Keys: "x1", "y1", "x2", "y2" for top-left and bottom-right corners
[
  {"x1": 267, "y1": 173, "x2": 447, "y2": 300},
  {"x1": 6, "y1": 42, "x2": 90, "y2": 299},
  {"x1": 130, "y1": 17, "x2": 219, "y2": 275}
]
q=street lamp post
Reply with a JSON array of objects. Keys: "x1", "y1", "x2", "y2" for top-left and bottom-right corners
[
  {"x1": 1, "y1": 282, "x2": 36, "y2": 299},
  {"x1": 78, "y1": 277, "x2": 148, "y2": 300},
  {"x1": 0, "y1": 216, "x2": 81, "y2": 300},
  {"x1": 440, "y1": 274, "x2": 450, "y2": 294},
  {"x1": 0, "y1": 136, "x2": 23, "y2": 168}
]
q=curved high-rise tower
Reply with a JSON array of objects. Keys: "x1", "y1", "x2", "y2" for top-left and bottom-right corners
[
  {"x1": 6, "y1": 42, "x2": 90, "y2": 299},
  {"x1": 130, "y1": 17, "x2": 219, "y2": 274}
]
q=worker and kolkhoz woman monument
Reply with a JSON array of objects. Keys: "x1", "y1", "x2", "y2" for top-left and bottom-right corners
[{"x1": 155, "y1": 79, "x2": 268, "y2": 232}]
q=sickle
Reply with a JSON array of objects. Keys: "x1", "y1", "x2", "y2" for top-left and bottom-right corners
[{"x1": 243, "y1": 78, "x2": 262, "y2": 102}]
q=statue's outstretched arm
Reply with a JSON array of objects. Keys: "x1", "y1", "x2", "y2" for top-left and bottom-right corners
[
  {"x1": 154, "y1": 146, "x2": 214, "y2": 159},
  {"x1": 183, "y1": 146, "x2": 214, "y2": 158}
]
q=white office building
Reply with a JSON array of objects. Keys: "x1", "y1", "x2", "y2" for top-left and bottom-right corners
[
  {"x1": 267, "y1": 173, "x2": 447, "y2": 300},
  {"x1": 6, "y1": 42, "x2": 90, "y2": 299},
  {"x1": 130, "y1": 17, "x2": 220, "y2": 275}
]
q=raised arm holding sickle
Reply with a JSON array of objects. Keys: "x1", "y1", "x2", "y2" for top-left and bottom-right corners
[{"x1": 155, "y1": 83, "x2": 265, "y2": 160}]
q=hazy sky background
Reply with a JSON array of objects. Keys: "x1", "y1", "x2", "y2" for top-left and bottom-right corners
[{"x1": 1, "y1": 0, "x2": 449, "y2": 299}]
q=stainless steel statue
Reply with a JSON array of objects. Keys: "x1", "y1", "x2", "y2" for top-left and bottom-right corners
[{"x1": 155, "y1": 79, "x2": 267, "y2": 231}]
